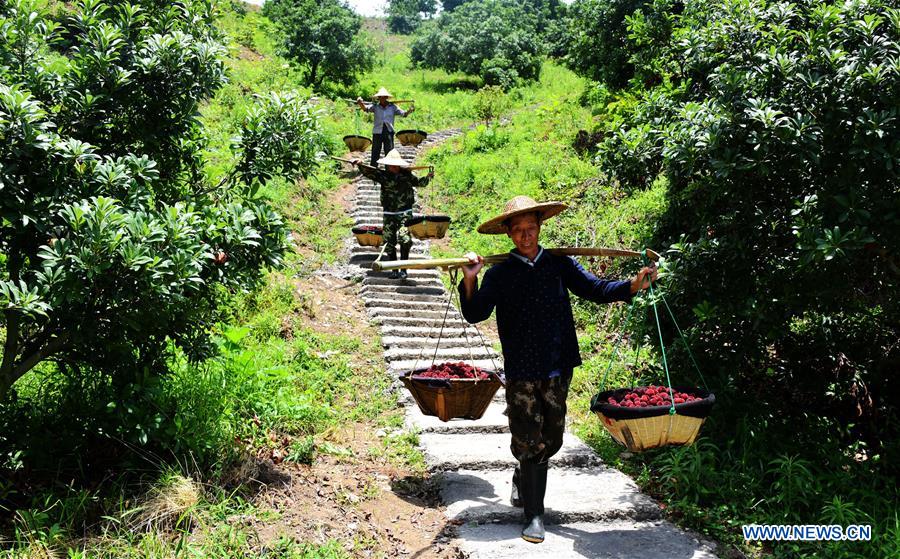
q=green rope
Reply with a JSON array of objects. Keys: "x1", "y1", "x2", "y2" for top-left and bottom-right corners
[
  {"x1": 598, "y1": 296, "x2": 638, "y2": 393},
  {"x1": 643, "y1": 252, "x2": 677, "y2": 416},
  {"x1": 660, "y1": 293, "x2": 709, "y2": 391}
]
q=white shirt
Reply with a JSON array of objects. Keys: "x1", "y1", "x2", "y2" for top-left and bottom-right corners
[{"x1": 364, "y1": 102, "x2": 407, "y2": 134}]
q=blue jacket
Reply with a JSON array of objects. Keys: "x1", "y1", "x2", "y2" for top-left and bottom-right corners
[{"x1": 459, "y1": 248, "x2": 633, "y2": 380}]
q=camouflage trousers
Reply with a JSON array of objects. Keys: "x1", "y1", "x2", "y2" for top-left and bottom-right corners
[
  {"x1": 382, "y1": 211, "x2": 412, "y2": 258},
  {"x1": 505, "y1": 372, "x2": 572, "y2": 463}
]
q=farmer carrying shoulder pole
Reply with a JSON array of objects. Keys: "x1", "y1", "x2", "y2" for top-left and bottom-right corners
[
  {"x1": 353, "y1": 149, "x2": 434, "y2": 280},
  {"x1": 356, "y1": 87, "x2": 414, "y2": 167},
  {"x1": 458, "y1": 196, "x2": 659, "y2": 544}
]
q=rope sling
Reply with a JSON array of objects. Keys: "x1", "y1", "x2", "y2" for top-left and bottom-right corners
[{"x1": 597, "y1": 250, "x2": 709, "y2": 415}]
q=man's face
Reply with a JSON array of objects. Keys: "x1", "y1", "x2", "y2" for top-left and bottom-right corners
[
  {"x1": 387, "y1": 165, "x2": 401, "y2": 173},
  {"x1": 506, "y1": 213, "x2": 541, "y2": 255},
  {"x1": 378, "y1": 96, "x2": 389, "y2": 106}
]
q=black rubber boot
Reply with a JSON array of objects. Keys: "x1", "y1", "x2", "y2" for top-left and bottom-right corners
[
  {"x1": 511, "y1": 466, "x2": 522, "y2": 507},
  {"x1": 520, "y1": 461, "x2": 547, "y2": 543},
  {"x1": 385, "y1": 247, "x2": 400, "y2": 279},
  {"x1": 398, "y1": 242, "x2": 412, "y2": 279}
]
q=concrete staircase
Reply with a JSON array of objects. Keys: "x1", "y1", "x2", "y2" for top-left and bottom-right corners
[{"x1": 345, "y1": 131, "x2": 718, "y2": 558}]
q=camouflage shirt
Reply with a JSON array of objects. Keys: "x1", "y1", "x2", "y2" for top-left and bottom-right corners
[{"x1": 359, "y1": 165, "x2": 430, "y2": 213}]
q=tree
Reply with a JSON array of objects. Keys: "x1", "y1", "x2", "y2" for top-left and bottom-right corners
[
  {"x1": 410, "y1": 0, "x2": 544, "y2": 89},
  {"x1": 263, "y1": 0, "x2": 374, "y2": 89},
  {"x1": 0, "y1": 0, "x2": 326, "y2": 399},
  {"x1": 387, "y1": 0, "x2": 437, "y2": 34},
  {"x1": 596, "y1": 0, "x2": 900, "y2": 465},
  {"x1": 558, "y1": 0, "x2": 662, "y2": 89},
  {"x1": 441, "y1": 0, "x2": 468, "y2": 11}
]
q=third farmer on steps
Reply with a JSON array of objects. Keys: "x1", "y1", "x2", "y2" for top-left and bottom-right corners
[
  {"x1": 459, "y1": 196, "x2": 658, "y2": 544},
  {"x1": 353, "y1": 149, "x2": 433, "y2": 280},
  {"x1": 356, "y1": 87, "x2": 414, "y2": 167}
]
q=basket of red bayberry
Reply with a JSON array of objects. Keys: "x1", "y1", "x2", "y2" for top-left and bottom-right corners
[
  {"x1": 400, "y1": 362, "x2": 502, "y2": 422},
  {"x1": 590, "y1": 384, "x2": 715, "y2": 452}
]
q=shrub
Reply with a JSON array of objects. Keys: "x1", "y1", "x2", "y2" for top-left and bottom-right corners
[
  {"x1": 262, "y1": 0, "x2": 375, "y2": 89},
  {"x1": 387, "y1": 0, "x2": 437, "y2": 34},
  {"x1": 0, "y1": 0, "x2": 326, "y2": 400},
  {"x1": 598, "y1": 0, "x2": 900, "y2": 473},
  {"x1": 410, "y1": 0, "x2": 545, "y2": 89}
]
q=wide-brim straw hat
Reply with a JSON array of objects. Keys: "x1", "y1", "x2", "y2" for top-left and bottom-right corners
[
  {"x1": 376, "y1": 148, "x2": 410, "y2": 167},
  {"x1": 373, "y1": 87, "x2": 392, "y2": 98},
  {"x1": 477, "y1": 195, "x2": 568, "y2": 235}
]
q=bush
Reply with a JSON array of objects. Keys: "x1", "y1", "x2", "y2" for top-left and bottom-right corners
[
  {"x1": 410, "y1": 0, "x2": 546, "y2": 89},
  {"x1": 598, "y1": 0, "x2": 900, "y2": 476},
  {"x1": 0, "y1": 0, "x2": 326, "y2": 400},
  {"x1": 471, "y1": 85, "x2": 509, "y2": 123},
  {"x1": 387, "y1": 0, "x2": 437, "y2": 34},
  {"x1": 262, "y1": 0, "x2": 375, "y2": 89},
  {"x1": 558, "y1": 0, "x2": 664, "y2": 89}
]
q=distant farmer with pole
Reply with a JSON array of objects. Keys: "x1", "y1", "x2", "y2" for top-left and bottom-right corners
[
  {"x1": 356, "y1": 87, "x2": 414, "y2": 167},
  {"x1": 353, "y1": 149, "x2": 433, "y2": 280},
  {"x1": 458, "y1": 196, "x2": 658, "y2": 544}
]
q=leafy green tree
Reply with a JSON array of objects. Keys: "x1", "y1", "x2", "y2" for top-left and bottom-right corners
[
  {"x1": 441, "y1": 0, "x2": 468, "y2": 11},
  {"x1": 387, "y1": 0, "x2": 437, "y2": 34},
  {"x1": 410, "y1": 0, "x2": 544, "y2": 89},
  {"x1": 262, "y1": 0, "x2": 374, "y2": 89},
  {"x1": 558, "y1": 0, "x2": 663, "y2": 89},
  {"x1": 598, "y1": 0, "x2": 900, "y2": 465},
  {"x1": 0, "y1": 0, "x2": 325, "y2": 399}
]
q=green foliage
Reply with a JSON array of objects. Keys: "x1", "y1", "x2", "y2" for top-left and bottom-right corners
[
  {"x1": 233, "y1": 91, "x2": 326, "y2": 189},
  {"x1": 262, "y1": 0, "x2": 375, "y2": 89},
  {"x1": 0, "y1": 0, "x2": 334, "y2": 399},
  {"x1": 471, "y1": 85, "x2": 509, "y2": 123},
  {"x1": 593, "y1": 0, "x2": 900, "y2": 472},
  {"x1": 387, "y1": 0, "x2": 437, "y2": 34},
  {"x1": 410, "y1": 0, "x2": 545, "y2": 89},
  {"x1": 558, "y1": 0, "x2": 675, "y2": 89}
]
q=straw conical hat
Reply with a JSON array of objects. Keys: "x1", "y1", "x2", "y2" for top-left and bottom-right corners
[
  {"x1": 376, "y1": 149, "x2": 410, "y2": 167},
  {"x1": 373, "y1": 87, "x2": 393, "y2": 98},
  {"x1": 477, "y1": 195, "x2": 568, "y2": 235}
]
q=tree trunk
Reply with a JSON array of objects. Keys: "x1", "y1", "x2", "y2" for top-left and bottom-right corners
[{"x1": 308, "y1": 61, "x2": 318, "y2": 88}]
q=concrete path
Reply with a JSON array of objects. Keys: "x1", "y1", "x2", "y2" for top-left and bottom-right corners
[{"x1": 343, "y1": 131, "x2": 718, "y2": 558}]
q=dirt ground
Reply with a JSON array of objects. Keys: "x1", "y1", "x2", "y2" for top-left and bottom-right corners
[{"x1": 243, "y1": 427, "x2": 463, "y2": 559}]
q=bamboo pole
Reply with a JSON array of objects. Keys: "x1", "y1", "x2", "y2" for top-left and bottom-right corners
[
  {"x1": 329, "y1": 156, "x2": 432, "y2": 171},
  {"x1": 345, "y1": 98, "x2": 415, "y2": 104},
  {"x1": 372, "y1": 247, "x2": 661, "y2": 272}
]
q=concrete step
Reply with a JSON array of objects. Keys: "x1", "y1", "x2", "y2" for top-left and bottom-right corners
[
  {"x1": 454, "y1": 520, "x2": 718, "y2": 559},
  {"x1": 364, "y1": 273, "x2": 440, "y2": 283},
  {"x1": 376, "y1": 320, "x2": 475, "y2": 332},
  {"x1": 362, "y1": 293, "x2": 448, "y2": 305},
  {"x1": 363, "y1": 276, "x2": 444, "y2": 288},
  {"x1": 360, "y1": 284, "x2": 446, "y2": 297},
  {"x1": 440, "y1": 467, "x2": 661, "y2": 524},
  {"x1": 379, "y1": 325, "x2": 477, "y2": 338},
  {"x1": 381, "y1": 334, "x2": 488, "y2": 349},
  {"x1": 421, "y1": 432, "x2": 600, "y2": 471},
  {"x1": 369, "y1": 308, "x2": 459, "y2": 319},
  {"x1": 384, "y1": 346, "x2": 499, "y2": 362},
  {"x1": 349, "y1": 253, "x2": 431, "y2": 265},
  {"x1": 406, "y1": 401, "x2": 508, "y2": 434},
  {"x1": 365, "y1": 297, "x2": 449, "y2": 309}
]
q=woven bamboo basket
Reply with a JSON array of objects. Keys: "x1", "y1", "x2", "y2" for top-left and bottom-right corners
[
  {"x1": 590, "y1": 386, "x2": 715, "y2": 452},
  {"x1": 351, "y1": 226, "x2": 383, "y2": 247},
  {"x1": 407, "y1": 215, "x2": 451, "y2": 240},
  {"x1": 343, "y1": 134, "x2": 372, "y2": 152},
  {"x1": 396, "y1": 129, "x2": 428, "y2": 147},
  {"x1": 400, "y1": 369, "x2": 501, "y2": 422}
]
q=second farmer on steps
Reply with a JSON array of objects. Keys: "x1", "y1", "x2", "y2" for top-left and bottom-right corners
[
  {"x1": 459, "y1": 196, "x2": 658, "y2": 544},
  {"x1": 356, "y1": 87, "x2": 415, "y2": 167},
  {"x1": 353, "y1": 149, "x2": 434, "y2": 280}
]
